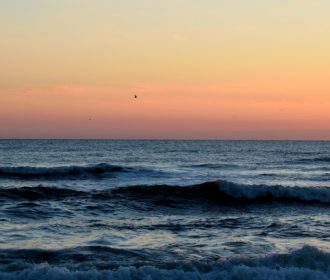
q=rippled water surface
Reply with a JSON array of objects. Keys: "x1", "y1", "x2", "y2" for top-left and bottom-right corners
[{"x1": 0, "y1": 140, "x2": 330, "y2": 279}]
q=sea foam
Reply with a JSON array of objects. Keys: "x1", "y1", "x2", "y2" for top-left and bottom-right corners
[{"x1": 1, "y1": 246, "x2": 330, "y2": 280}]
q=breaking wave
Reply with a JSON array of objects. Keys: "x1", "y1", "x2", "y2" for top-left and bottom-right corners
[
  {"x1": 0, "y1": 246, "x2": 330, "y2": 280},
  {"x1": 2, "y1": 179, "x2": 330, "y2": 205}
]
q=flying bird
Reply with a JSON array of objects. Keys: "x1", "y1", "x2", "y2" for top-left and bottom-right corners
[{"x1": 134, "y1": 94, "x2": 138, "y2": 99}]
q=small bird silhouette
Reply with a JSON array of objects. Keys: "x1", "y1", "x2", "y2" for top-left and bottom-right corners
[{"x1": 134, "y1": 94, "x2": 138, "y2": 99}]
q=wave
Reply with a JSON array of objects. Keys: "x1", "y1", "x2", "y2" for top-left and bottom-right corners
[
  {"x1": 0, "y1": 246, "x2": 330, "y2": 279},
  {"x1": 312, "y1": 156, "x2": 330, "y2": 163},
  {"x1": 297, "y1": 156, "x2": 330, "y2": 164},
  {"x1": 181, "y1": 163, "x2": 238, "y2": 168},
  {"x1": 0, "y1": 163, "x2": 128, "y2": 179},
  {"x1": 108, "y1": 180, "x2": 330, "y2": 205},
  {"x1": 2, "y1": 180, "x2": 330, "y2": 205},
  {"x1": 0, "y1": 185, "x2": 85, "y2": 200}
]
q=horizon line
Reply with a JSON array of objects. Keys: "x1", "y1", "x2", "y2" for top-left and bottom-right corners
[{"x1": 0, "y1": 138, "x2": 329, "y2": 142}]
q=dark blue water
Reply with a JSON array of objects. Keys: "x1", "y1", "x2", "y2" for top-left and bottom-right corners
[{"x1": 1, "y1": 140, "x2": 330, "y2": 279}]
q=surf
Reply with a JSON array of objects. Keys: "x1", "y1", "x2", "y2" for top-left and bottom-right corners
[{"x1": 2, "y1": 179, "x2": 330, "y2": 205}]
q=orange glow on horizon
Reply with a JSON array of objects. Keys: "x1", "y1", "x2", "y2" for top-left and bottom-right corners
[
  {"x1": 0, "y1": 84, "x2": 329, "y2": 139},
  {"x1": 0, "y1": 1, "x2": 329, "y2": 139}
]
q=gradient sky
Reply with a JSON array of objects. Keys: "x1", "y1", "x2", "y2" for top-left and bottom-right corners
[{"x1": 1, "y1": 0, "x2": 329, "y2": 139}]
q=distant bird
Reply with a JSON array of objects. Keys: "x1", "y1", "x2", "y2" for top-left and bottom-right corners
[{"x1": 134, "y1": 94, "x2": 138, "y2": 99}]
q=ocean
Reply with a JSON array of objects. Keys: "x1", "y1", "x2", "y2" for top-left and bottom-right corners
[{"x1": 0, "y1": 140, "x2": 330, "y2": 279}]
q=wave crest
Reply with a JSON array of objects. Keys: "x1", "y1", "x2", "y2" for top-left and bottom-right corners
[{"x1": 110, "y1": 180, "x2": 330, "y2": 205}]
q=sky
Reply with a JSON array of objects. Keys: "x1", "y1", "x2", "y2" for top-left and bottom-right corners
[{"x1": 0, "y1": 0, "x2": 329, "y2": 139}]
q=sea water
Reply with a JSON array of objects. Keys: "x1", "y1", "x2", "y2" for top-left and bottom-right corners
[{"x1": 0, "y1": 140, "x2": 330, "y2": 279}]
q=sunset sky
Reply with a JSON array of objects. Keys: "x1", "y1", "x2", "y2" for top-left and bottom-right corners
[{"x1": 1, "y1": 0, "x2": 329, "y2": 139}]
